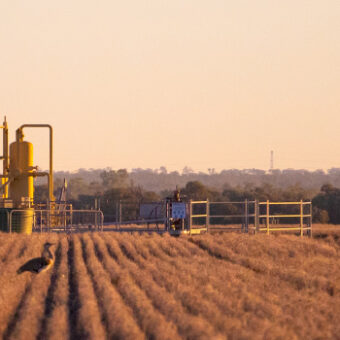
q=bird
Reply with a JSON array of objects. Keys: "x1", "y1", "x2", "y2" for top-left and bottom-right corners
[{"x1": 17, "y1": 242, "x2": 55, "y2": 274}]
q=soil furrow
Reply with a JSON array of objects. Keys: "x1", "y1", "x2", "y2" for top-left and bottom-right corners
[{"x1": 37, "y1": 241, "x2": 63, "y2": 340}]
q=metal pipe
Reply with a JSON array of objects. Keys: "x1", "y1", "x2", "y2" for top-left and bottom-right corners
[
  {"x1": 16, "y1": 124, "x2": 54, "y2": 202},
  {"x1": 0, "y1": 117, "x2": 9, "y2": 198}
]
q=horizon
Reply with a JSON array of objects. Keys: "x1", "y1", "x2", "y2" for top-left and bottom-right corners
[{"x1": 51, "y1": 166, "x2": 338, "y2": 175}]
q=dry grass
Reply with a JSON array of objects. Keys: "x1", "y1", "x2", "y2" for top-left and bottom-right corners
[{"x1": 0, "y1": 227, "x2": 339, "y2": 339}]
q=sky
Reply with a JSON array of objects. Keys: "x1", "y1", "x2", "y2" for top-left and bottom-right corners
[{"x1": 0, "y1": 1, "x2": 339, "y2": 173}]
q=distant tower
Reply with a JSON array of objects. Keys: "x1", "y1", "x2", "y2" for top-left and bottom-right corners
[{"x1": 270, "y1": 150, "x2": 274, "y2": 170}]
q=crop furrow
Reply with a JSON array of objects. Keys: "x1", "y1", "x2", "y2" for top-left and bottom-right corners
[
  {"x1": 0, "y1": 237, "x2": 47, "y2": 337},
  {"x1": 81, "y1": 233, "x2": 145, "y2": 340},
  {"x1": 69, "y1": 235, "x2": 107, "y2": 339},
  {"x1": 40, "y1": 236, "x2": 70, "y2": 340},
  {"x1": 2, "y1": 282, "x2": 32, "y2": 340},
  {"x1": 0, "y1": 237, "x2": 16, "y2": 259},
  {"x1": 131, "y1": 234, "x2": 280, "y2": 337},
  {"x1": 94, "y1": 233, "x2": 180, "y2": 340},
  {"x1": 116, "y1": 234, "x2": 250, "y2": 336},
  {"x1": 0, "y1": 238, "x2": 26, "y2": 266},
  {"x1": 101, "y1": 233, "x2": 224, "y2": 339},
  {"x1": 36, "y1": 240, "x2": 64, "y2": 340},
  {"x1": 67, "y1": 237, "x2": 81, "y2": 339},
  {"x1": 3, "y1": 249, "x2": 55, "y2": 339}
]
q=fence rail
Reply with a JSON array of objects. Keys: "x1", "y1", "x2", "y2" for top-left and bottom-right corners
[
  {"x1": 7, "y1": 209, "x2": 104, "y2": 233},
  {"x1": 2, "y1": 200, "x2": 311, "y2": 236},
  {"x1": 252, "y1": 200, "x2": 312, "y2": 236},
  {"x1": 99, "y1": 199, "x2": 312, "y2": 236}
]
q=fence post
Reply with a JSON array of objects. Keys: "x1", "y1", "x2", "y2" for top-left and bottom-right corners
[
  {"x1": 119, "y1": 200, "x2": 122, "y2": 227},
  {"x1": 206, "y1": 199, "x2": 209, "y2": 232},
  {"x1": 9, "y1": 210, "x2": 12, "y2": 233},
  {"x1": 115, "y1": 202, "x2": 119, "y2": 228},
  {"x1": 254, "y1": 200, "x2": 259, "y2": 234},
  {"x1": 309, "y1": 202, "x2": 313, "y2": 237},
  {"x1": 70, "y1": 205, "x2": 73, "y2": 230},
  {"x1": 244, "y1": 199, "x2": 248, "y2": 233},
  {"x1": 300, "y1": 200, "x2": 303, "y2": 237},
  {"x1": 94, "y1": 198, "x2": 98, "y2": 228},
  {"x1": 164, "y1": 200, "x2": 168, "y2": 231},
  {"x1": 189, "y1": 199, "x2": 192, "y2": 232},
  {"x1": 266, "y1": 200, "x2": 270, "y2": 235},
  {"x1": 48, "y1": 204, "x2": 51, "y2": 232}
]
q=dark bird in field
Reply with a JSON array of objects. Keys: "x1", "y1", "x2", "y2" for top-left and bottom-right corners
[{"x1": 17, "y1": 242, "x2": 55, "y2": 274}]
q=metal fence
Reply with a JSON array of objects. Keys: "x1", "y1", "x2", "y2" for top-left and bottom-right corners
[
  {"x1": 102, "y1": 201, "x2": 165, "y2": 229},
  {"x1": 4, "y1": 200, "x2": 309, "y2": 235},
  {"x1": 7, "y1": 209, "x2": 104, "y2": 233},
  {"x1": 99, "y1": 199, "x2": 312, "y2": 236},
  {"x1": 253, "y1": 200, "x2": 312, "y2": 236},
  {"x1": 207, "y1": 200, "x2": 256, "y2": 233},
  {"x1": 187, "y1": 200, "x2": 312, "y2": 236}
]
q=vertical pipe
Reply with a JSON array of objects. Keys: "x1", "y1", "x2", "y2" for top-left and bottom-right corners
[
  {"x1": 3, "y1": 117, "x2": 8, "y2": 198},
  {"x1": 49, "y1": 127, "x2": 53, "y2": 201},
  {"x1": 266, "y1": 200, "x2": 270, "y2": 235}
]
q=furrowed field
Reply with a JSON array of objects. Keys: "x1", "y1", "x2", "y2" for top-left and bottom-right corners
[{"x1": 0, "y1": 229, "x2": 339, "y2": 339}]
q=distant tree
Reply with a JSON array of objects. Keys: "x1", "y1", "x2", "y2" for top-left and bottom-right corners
[
  {"x1": 312, "y1": 184, "x2": 340, "y2": 223},
  {"x1": 159, "y1": 166, "x2": 167, "y2": 175},
  {"x1": 181, "y1": 181, "x2": 211, "y2": 200},
  {"x1": 182, "y1": 166, "x2": 194, "y2": 175},
  {"x1": 100, "y1": 169, "x2": 129, "y2": 188},
  {"x1": 68, "y1": 177, "x2": 89, "y2": 199},
  {"x1": 141, "y1": 191, "x2": 160, "y2": 202}
]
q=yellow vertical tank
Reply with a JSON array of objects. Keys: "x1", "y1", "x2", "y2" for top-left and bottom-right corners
[{"x1": 9, "y1": 141, "x2": 34, "y2": 206}]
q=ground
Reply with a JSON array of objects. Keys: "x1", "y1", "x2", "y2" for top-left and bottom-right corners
[{"x1": 0, "y1": 226, "x2": 339, "y2": 339}]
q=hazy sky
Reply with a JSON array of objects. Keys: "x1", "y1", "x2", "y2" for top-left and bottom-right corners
[{"x1": 0, "y1": 1, "x2": 339, "y2": 172}]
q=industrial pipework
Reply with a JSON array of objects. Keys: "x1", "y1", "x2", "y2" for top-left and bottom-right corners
[
  {"x1": 16, "y1": 124, "x2": 54, "y2": 202},
  {"x1": 0, "y1": 118, "x2": 54, "y2": 234}
]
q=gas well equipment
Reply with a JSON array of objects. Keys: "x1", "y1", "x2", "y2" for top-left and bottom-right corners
[{"x1": 0, "y1": 117, "x2": 54, "y2": 234}]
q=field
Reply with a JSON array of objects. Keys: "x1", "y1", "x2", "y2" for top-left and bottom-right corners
[{"x1": 0, "y1": 228, "x2": 339, "y2": 340}]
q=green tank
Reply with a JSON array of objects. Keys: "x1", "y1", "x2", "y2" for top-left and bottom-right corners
[{"x1": 0, "y1": 208, "x2": 33, "y2": 234}]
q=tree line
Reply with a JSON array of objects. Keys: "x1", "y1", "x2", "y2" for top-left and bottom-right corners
[
  {"x1": 33, "y1": 168, "x2": 340, "y2": 224},
  {"x1": 37, "y1": 167, "x2": 340, "y2": 191}
]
